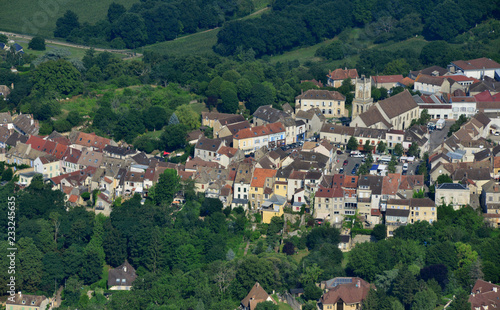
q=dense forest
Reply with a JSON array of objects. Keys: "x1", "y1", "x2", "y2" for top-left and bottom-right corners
[
  {"x1": 53, "y1": 0, "x2": 256, "y2": 49},
  {"x1": 50, "y1": 0, "x2": 500, "y2": 57},
  {"x1": 216, "y1": 0, "x2": 499, "y2": 56}
]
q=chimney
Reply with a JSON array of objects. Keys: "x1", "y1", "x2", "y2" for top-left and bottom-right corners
[
  {"x1": 494, "y1": 287, "x2": 498, "y2": 292},
  {"x1": 18, "y1": 291, "x2": 21, "y2": 296},
  {"x1": 356, "y1": 280, "x2": 360, "y2": 288}
]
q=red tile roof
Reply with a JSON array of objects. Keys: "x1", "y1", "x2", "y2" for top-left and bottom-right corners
[
  {"x1": 327, "y1": 68, "x2": 358, "y2": 81},
  {"x1": 320, "y1": 278, "x2": 372, "y2": 305},
  {"x1": 372, "y1": 75, "x2": 403, "y2": 84},
  {"x1": 26, "y1": 135, "x2": 46, "y2": 150},
  {"x1": 68, "y1": 195, "x2": 79, "y2": 203},
  {"x1": 234, "y1": 122, "x2": 285, "y2": 140},
  {"x1": 250, "y1": 168, "x2": 277, "y2": 188},
  {"x1": 74, "y1": 132, "x2": 111, "y2": 150},
  {"x1": 452, "y1": 57, "x2": 500, "y2": 71},
  {"x1": 41, "y1": 140, "x2": 56, "y2": 153}
]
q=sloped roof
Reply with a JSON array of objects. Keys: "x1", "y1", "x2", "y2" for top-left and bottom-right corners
[
  {"x1": 250, "y1": 168, "x2": 277, "y2": 187},
  {"x1": 108, "y1": 261, "x2": 137, "y2": 287},
  {"x1": 468, "y1": 279, "x2": 500, "y2": 309},
  {"x1": 241, "y1": 282, "x2": 276, "y2": 310},
  {"x1": 371, "y1": 75, "x2": 403, "y2": 84},
  {"x1": 320, "y1": 277, "x2": 372, "y2": 305},
  {"x1": 377, "y1": 90, "x2": 418, "y2": 120},
  {"x1": 253, "y1": 105, "x2": 290, "y2": 123},
  {"x1": 327, "y1": 68, "x2": 358, "y2": 81},
  {"x1": 234, "y1": 122, "x2": 285, "y2": 140},
  {"x1": 196, "y1": 137, "x2": 222, "y2": 152},
  {"x1": 296, "y1": 89, "x2": 345, "y2": 101},
  {"x1": 6, "y1": 294, "x2": 47, "y2": 306},
  {"x1": 358, "y1": 106, "x2": 391, "y2": 128},
  {"x1": 452, "y1": 57, "x2": 500, "y2": 70},
  {"x1": 415, "y1": 74, "x2": 445, "y2": 86}
]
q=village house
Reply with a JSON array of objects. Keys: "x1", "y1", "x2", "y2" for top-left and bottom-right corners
[
  {"x1": 326, "y1": 68, "x2": 358, "y2": 87},
  {"x1": 103, "y1": 145, "x2": 137, "y2": 159},
  {"x1": 319, "y1": 277, "x2": 372, "y2": 310},
  {"x1": 261, "y1": 194, "x2": 287, "y2": 224},
  {"x1": 6, "y1": 293, "x2": 49, "y2": 310},
  {"x1": 233, "y1": 162, "x2": 254, "y2": 209},
  {"x1": 216, "y1": 120, "x2": 251, "y2": 139},
  {"x1": 195, "y1": 137, "x2": 224, "y2": 161},
  {"x1": 69, "y1": 131, "x2": 115, "y2": 151},
  {"x1": 0, "y1": 111, "x2": 13, "y2": 129},
  {"x1": 371, "y1": 74, "x2": 404, "y2": 89},
  {"x1": 295, "y1": 89, "x2": 347, "y2": 118},
  {"x1": 233, "y1": 122, "x2": 286, "y2": 154},
  {"x1": 435, "y1": 183, "x2": 470, "y2": 209},
  {"x1": 108, "y1": 261, "x2": 137, "y2": 290},
  {"x1": 212, "y1": 114, "x2": 246, "y2": 134},
  {"x1": 249, "y1": 168, "x2": 277, "y2": 210},
  {"x1": 241, "y1": 282, "x2": 277, "y2": 310},
  {"x1": 252, "y1": 105, "x2": 290, "y2": 127},
  {"x1": 13, "y1": 114, "x2": 39, "y2": 135},
  {"x1": 468, "y1": 279, "x2": 500, "y2": 310},
  {"x1": 95, "y1": 192, "x2": 113, "y2": 216},
  {"x1": 33, "y1": 155, "x2": 60, "y2": 178},
  {"x1": 409, "y1": 65, "x2": 448, "y2": 80},
  {"x1": 480, "y1": 180, "x2": 500, "y2": 228},
  {"x1": 448, "y1": 57, "x2": 500, "y2": 80},
  {"x1": 295, "y1": 108, "x2": 325, "y2": 137}
]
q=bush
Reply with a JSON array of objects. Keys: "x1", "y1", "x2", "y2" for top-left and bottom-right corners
[{"x1": 29, "y1": 36, "x2": 46, "y2": 51}]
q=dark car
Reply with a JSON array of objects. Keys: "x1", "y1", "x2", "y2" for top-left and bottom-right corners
[
  {"x1": 339, "y1": 168, "x2": 344, "y2": 174},
  {"x1": 351, "y1": 168, "x2": 357, "y2": 175},
  {"x1": 343, "y1": 160, "x2": 349, "y2": 166},
  {"x1": 337, "y1": 150, "x2": 343, "y2": 155},
  {"x1": 354, "y1": 163, "x2": 360, "y2": 168}
]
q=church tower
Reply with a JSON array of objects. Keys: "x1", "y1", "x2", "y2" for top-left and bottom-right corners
[{"x1": 352, "y1": 75, "x2": 373, "y2": 119}]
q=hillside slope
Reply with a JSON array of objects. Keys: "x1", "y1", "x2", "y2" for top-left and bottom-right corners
[{"x1": 0, "y1": 0, "x2": 138, "y2": 37}]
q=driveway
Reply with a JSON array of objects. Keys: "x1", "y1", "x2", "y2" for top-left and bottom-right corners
[{"x1": 428, "y1": 120, "x2": 453, "y2": 153}]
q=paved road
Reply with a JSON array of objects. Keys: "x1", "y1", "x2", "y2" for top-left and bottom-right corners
[
  {"x1": 0, "y1": 31, "x2": 142, "y2": 59},
  {"x1": 428, "y1": 120, "x2": 453, "y2": 153}
]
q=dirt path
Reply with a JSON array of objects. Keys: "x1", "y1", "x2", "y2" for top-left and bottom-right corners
[{"x1": 243, "y1": 241, "x2": 250, "y2": 255}]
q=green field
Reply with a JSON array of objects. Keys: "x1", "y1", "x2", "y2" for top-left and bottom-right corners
[
  {"x1": 141, "y1": 29, "x2": 219, "y2": 57},
  {"x1": 0, "y1": 0, "x2": 138, "y2": 37}
]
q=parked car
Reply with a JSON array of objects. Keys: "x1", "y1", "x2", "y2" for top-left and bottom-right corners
[
  {"x1": 351, "y1": 168, "x2": 357, "y2": 175},
  {"x1": 354, "y1": 163, "x2": 360, "y2": 168},
  {"x1": 339, "y1": 167, "x2": 344, "y2": 174},
  {"x1": 343, "y1": 160, "x2": 349, "y2": 166}
]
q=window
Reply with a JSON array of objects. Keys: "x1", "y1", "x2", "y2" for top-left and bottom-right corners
[{"x1": 276, "y1": 185, "x2": 279, "y2": 189}]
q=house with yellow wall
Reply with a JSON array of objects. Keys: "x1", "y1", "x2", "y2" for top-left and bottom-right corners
[
  {"x1": 261, "y1": 194, "x2": 287, "y2": 224},
  {"x1": 249, "y1": 168, "x2": 277, "y2": 210}
]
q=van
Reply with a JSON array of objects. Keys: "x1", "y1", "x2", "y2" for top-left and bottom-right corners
[{"x1": 403, "y1": 163, "x2": 409, "y2": 171}]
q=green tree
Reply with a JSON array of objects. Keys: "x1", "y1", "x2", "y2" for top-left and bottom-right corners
[
  {"x1": 115, "y1": 13, "x2": 148, "y2": 49},
  {"x1": 32, "y1": 59, "x2": 82, "y2": 96},
  {"x1": 407, "y1": 143, "x2": 420, "y2": 158},
  {"x1": 66, "y1": 111, "x2": 82, "y2": 127},
  {"x1": 448, "y1": 288, "x2": 472, "y2": 310},
  {"x1": 393, "y1": 143, "x2": 404, "y2": 156},
  {"x1": 362, "y1": 289, "x2": 379, "y2": 310},
  {"x1": 412, "y1": 288, "x2": 437, "y2": 310},
  {"x1": 149, "y1": 169, "x2": 180, "y2": 206},
  {"x1": 107, "y1": 2, "x2": 127, "y2": 23},
  {"x1": 254, "y1": 301, "x2": 279, "y2": 310},
  {"x1": 372, "y1": 224, "x2": 386, "y2": 241},
  {"x1": 347, "y1": 136, "x2": 359, "y2": 151},
  {"x1": 392, "y1": 266, "x2": 417, "y2": 308},
  {"x1": 160, "y1": 124, "x2": 187, "y2": 151},
  {"x1": 383, "y1": 59, "x2": 411, "y2": 75},
  {"x1": 304, "y1": 284, "x2": 323, "y2": 301},
  {"x1": 54, "y1": 10, "x2": 80, "y2": 38},
  {"x1": 219, "y1": 89, "x2": 239, "y2": 113},
  {"x1": 18, "y1": 237, "x2": 43, "y2": 292},
  {"x1": 0, "y1": 34, "x2": 7, "y2": 43},
  {"x1": 364, "y1": 140, "x2": 373, "y2": 153},
  {"x1": 175, "y1": 105, "x2": 200, "y2": 130},
  {"x1": 28, "y1": 36, "x2": 46, "y2": 51},
  {"x1": 377, "y1": 141, "x2": 386, "y2": 154},
  {"x1": 436, "y1": 174, "x2": 453, "y2": 184},
  {"x1": 388, "y1": 156, "x2": 397, "y2": 173},
  {"x1": 246, "y1": 83, "x2": 275, "y2": 114}
]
